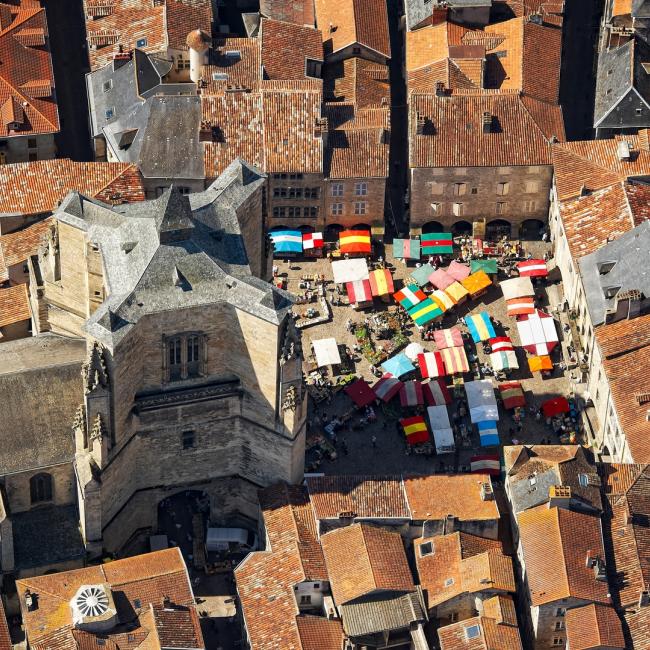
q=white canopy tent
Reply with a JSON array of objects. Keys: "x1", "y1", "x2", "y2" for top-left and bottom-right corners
[
  {"x1": 331, "y1": 258, "x2": 369, "y2": 284},
  {"x1": 312, "y1": 338, "x2": 341, "y2": 367},
  {"x1": 516, "y1": 311, "x2": 559, "y2": 355},
  {"x1": 427, "y1": 405, "x2": 455, "y2": 454},
  {"x1": 465, "y1": 379, "x2": 499, "y2": 423},
  {"x1": 500, "y1": 276, "x2": 534, "y2": 301}
]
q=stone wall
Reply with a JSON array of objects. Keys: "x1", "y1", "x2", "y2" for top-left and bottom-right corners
[
  {"x1": 4, "y1": 463, "x2": 76, "y2": 514},
  {"x1": 323, "y1": 177, "x2": 386, "y2": 231},
  {"x1": 1, "y1": 134, "x2": 56, "y2": 165}
]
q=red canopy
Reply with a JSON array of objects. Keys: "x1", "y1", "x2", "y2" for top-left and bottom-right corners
[
  {"x1": 470, "y1": 455, "x2": 501, "y2": 476},
  {"x1": 422, "y1": 378, "x2": 452, "y2": 405},
  {"x1": 517, "y1": 259, "x2": 548, "y2": 277},
  {"x1": 346, "y1": 279, "x2": 372, "y2": 304},
  {"x1": 498, "y1": 382, "x2": 526, "y2": 409},
  {"x1": 400, "y1": 380, "x2": 424, "y2": 407},
  {"x1": 542, "y1": 397, "x2": 570, "y2": 418},
  {"x1": 344, "y1": 379, "x2": 375, "y2": 407}
]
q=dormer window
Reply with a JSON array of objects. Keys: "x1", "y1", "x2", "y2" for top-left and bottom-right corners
[
  {"x1": 597, "y1": 261, "x2": 617, "y2": 275},
  {"x1": 419, "y1": 541, "x2": 434, "y2": 557},
  {"x1": 604, "y1": 286, "x2": 621, "y2": 299}
]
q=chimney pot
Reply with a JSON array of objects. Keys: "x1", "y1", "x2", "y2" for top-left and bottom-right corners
[{"x1": 482, "y1": 112, "x2": 492, "y2": 134}]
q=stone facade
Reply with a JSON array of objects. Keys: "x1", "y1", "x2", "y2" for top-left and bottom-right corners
[
  {"x1": 0, "y1": 134, "x2": 56, "y2": 165},
  {"x1": 409, "y1": 165, "x2": 552, "y2": 237}
]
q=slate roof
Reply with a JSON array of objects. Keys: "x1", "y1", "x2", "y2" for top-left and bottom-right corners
[
  {"x1": 565, "y1": 604, "x2": 626, "y2": 650},
  {"x1": 409, "y1": 91, "x2": 564, "y2": 169},
  {"x1": 0, "y1": 333, "x2": 85, "y2": 475},
  {"x1": 517, "y1": 505, "x2": 610, "y2": 606},
  {"x1": 314, "y1": 0, "x2": 391, "y2": 60},
  {"x1": 552, "y1": 134, "x2": 650, "y2": 202},
  {"x1": 579, "y1": 220, "x2": 650, "y2": 326},
  {"x1": 0, "y1": 0, "x2": 59, "y2": 137},
  {"x1": 503, "y1": 445, "x2": 602, "y2": 514},
  {"x1": 51, "y1": 160, "x2": 292, "y2": 347},
  {"x1": 17, "y1": 547, "x2": 201, "y2": 650},
  {"x1": 0, "y1": 282, "x2": 30, "y2": 327},
  {"x1": 0, "y1": 160, "x2": 145, "y2": 217},
  {"x1": 83, "y1": 0, "x2": 213, "y2": 71},
  {"x1": 260, "y1": 18, "x2": 323, "y2": 80},
  {"x1": 12, "y1": 504, "x2": 85, "y2": 571},
  {"x1": 320, "y1": 523, "x2": 415, "y2": 605}
]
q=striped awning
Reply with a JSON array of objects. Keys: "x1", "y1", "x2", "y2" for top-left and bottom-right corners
[
  {"x1": 400, "y1": 416, "x2": 429, "y2": 444},
  {"x1": 431, "y1": 289, "x2": 455, "y2": 311},
  {"x1": 393, "y1": 238, "x2": 421, "y2": 260},
  {"x1": 499, "y1": 382, "x2": 526, "y2": 409},
  {"x1": 394, "y1": 284, "x2": 426, "y2": 310},
  {"x1": 373, "y1": 375, "x2": 404, "y2": 402},
  {"x1": 440, "y1": 346, "x2": 469, "y2": 374},
  {"x1": 407, "y1": 298, "x2": 443, "y2": 325},
  {"x1": 418, "y1": 351, "x2": 446, "y2": 378},
  {"x1": 369, "y1": 268, "x2": 394, "y2": 296},
  {"x1": 339, "y1": 230, "x2": 371, "y2": 254},
  {"x1": 422, "y1": 378, "x2": 452, "y2": 405},
  {"x1": 421, "y1": 232, "x2": 453, "y2": 255},
  {"x1": 400, "y1": 380, "x2": 424, "y2": 407},
  {"x1": 433, "y1": 327, "x2": 463, "y2": 349},
  {"x1": 517, "y1": 259, "x2": 548, "y2": 277},
  {"x1": 506, "y1": 296, "x2": 535, "y2": 317},
  {"x1": 465, "y1": 312, "x2": 496, "y2": 343},
  {"x1": 445, "y1": 281, "x2": 469, "y2": 303},
  {"x1": 346, "y1": 279, "x2": 372, "y2": 304}
]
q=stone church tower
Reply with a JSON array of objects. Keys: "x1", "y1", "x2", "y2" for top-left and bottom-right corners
[{"x1": 31, "y1": 160, "x2": 305, "y2": 555}]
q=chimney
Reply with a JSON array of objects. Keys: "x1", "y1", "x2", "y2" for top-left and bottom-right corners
[
  {"x1": 482, "y1": 112, "x2": 492, "y2": 134},
  {"x1": 594, "y1": 558, "x2": 607, "y2": 582},
  {"x1": 162, "y1": 595, "x2": 172, "y2": 608},
  {"x1": 639, "y1": 590, "x2": 650, "y2": 608},
  {"x1": 617, "y1": 140, "x2": 631, "y2": 161},
  {"x1": 548, "y1": 485, "x2": 571, "y2": 510},
  {"x1": 444, "y1": 514, "x2": 456, "y2": 534},
  {"x1": 480, "y1": 481, "x2": 494, "y2": 501},
  {"x1": 586, "y1": 551, "x2": 597, "y2": 568},
  {"x1": 416, "y1": 114, "x2": 426, "y2": 135},
  {"x1": 435, "y1": 81, "x2": 446, "y2": 97},
  {"x1": 378, "y1": 128, "x2": 388, "y2": 145}
]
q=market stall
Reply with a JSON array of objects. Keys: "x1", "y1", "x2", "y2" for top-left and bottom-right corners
[
  {"x1": 400, "y1": 380, "x2": 424, "y2": 407},
  {"x1": 404, "y1": 342, "x2": 425, "y2": 361},
  {"x1": 312, "y1": 338, "x2": 341, "y2": 368},
  {"x1": 302, "y1": 232, "x2": 324, "y2": 255},
  {"x1": 346, "y1": 279, "x2": 373, "y2": 308},
  {"x1": 270, "y1": 230, "x2": 303, "y2": 255},
  {"x1": 517, "y1": 310, "x2": 559, "y2": 355},
  {"x1": 410, "y1": 263, "x2": 435, "y2": 287},
  {"x1": 393, "y1": 284, "x2": 427, "y2": 310},
  {"x1": 500, "y1": 276, "x2": 534, "y2": 302},
  {"x1": 369, "y1": 268, "x2": 394, "y2": 297},
  {"x1": 447, "y1": 260, "x2": 471, "y2": 282},
  {"x1": 517, "y1": 259, "x2": 548, "y2": 278},
  {"x1": 344, "y1": 379, "x2": 375, "y2": 406},
  {"x1": 470, "y1": 454, "x2": 501, "y2": 476},
  {"x1": 505, "y1": 296, "x2": 536, "y2": 317},
  {"x1": 393, "y1": 238, "x2": 421, "y2": 261},
  {"x1": 465, "y1": 379, "x2": 499, "y2": 423},
  {"x1": 331, "y1": 258, "x2": 369, "y2": 284},
  {"x1": 431, "y1": 289, "x2": 455, "y2": 312},
  {"x1": 381, "y1": 352, "x2": 414, "y2": 378},
  {"x1": 498, "y1": 382, "x2": 526, "y2": 409},
  {"x1": 477, "y1": 420, "x2": 500, "y2": 446},
  {"x1": 465, "y1": 312, "x2": 496, "y2": 343},
  {"x1": 427, "y1": 405, "x2": 455, "y2": 454},
  {"x1": 470, "y1": 259, "x2": 498, "y2": 278},
  {"x1": 461, "y1": 270, "x2": 492, "y2": 299},
  {"x1": 489, "y1": 337, "x2": 519, "y2": 372},
  {"x1": 434, "y1": 326, "x2": 463, "y2": 349},
  {"x1": 528, "y1": 355, "x2": 553, "y2": 373},
  {"x1": 541, "y1": 397, "x2": 570, "y2": 418},
  {"x1": 422, "y1": 378, "x2": 452, "y2": 405},
  {"x1": 418, "y1": 351, "x2": 447, "y2": 378},
  {"x1": 339, "y1": 229, "x2": 371, "y2": 255},
  {"x1": 429, "y1": 268, "x2": 455, "y2": 290},
  {"x1": 400, "y1": 416, "x2": 430, "y2": 444},
  {"x1": 440, "y1": 345, "x2": 470, "y2": 374},
  {"x1": 373, "y1": 375, "x2": 404, "y2": 402},
  {"x1": 407, "y1": 298, "x2": 444, "y2": 326},
  {"x1": 421, "y1": 232, "x2": 453, "y2": 255},
  {"x1": 444, "y1": 281, "x2": 469, "y2": 305}
]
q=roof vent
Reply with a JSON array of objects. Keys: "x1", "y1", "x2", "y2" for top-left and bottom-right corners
[
  {"x1": 70, "y1": 584, "x2": 118, "y2": 633},
  {"x1": 482, "y1": 112, "x2": 493, "y2": 134},
  {"x1": 640, "y1": 590, "x2": 650, "y2": 608},
  {"x1": 636, "y1": 393, "x2": 650, "y2": 405},
  {"x1": 617, "y1": 140, "x2": 631, "y2": 161},
  {"x1": 480, "y1": 482, "x2": 494, "y2": 501}
]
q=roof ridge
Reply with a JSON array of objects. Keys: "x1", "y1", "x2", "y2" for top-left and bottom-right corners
[
  {"x1": 358, "y1": 524, "x2": 381, "y2": 593},
  {"x1": 0, "y1": 72, "x2": 58, "y2": 131},
  {"x1": 94, "y1": 162, "x2": 136, "y2": 198},
  {"x1": 518, "y1": 93, "x2": 556, "y2": 142},
  {"x1": 0, "y1": 6, "x2": 42, "y2": 38}
]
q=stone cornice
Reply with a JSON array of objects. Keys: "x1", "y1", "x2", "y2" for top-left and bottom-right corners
[{"x1": 133, "y1": 379, "x2": 242, "y2": 413}]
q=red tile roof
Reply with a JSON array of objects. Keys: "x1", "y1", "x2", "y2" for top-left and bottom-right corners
[
  {"x1": 438, "y1": 609, "x2": 523, "y2": 650},
  {"x1": 552, "y1": 134, "x2": 650, "y2": 202},
  {"x1": 152, "y1": 604, "x2": 204, "y2": 649},
  {"x1": 409, "y1": 91, "x2": 563, "y2": 169},
  {"x1": 314, "y1": 0, "x2": 390, "y2": 59},
  {"x1": 0, "y1": 282, "x2": 30, "y2": 327},
  {"x1": 0, "y1": 217, "x2": 52, "y2": 281},
  {"x1": 324, "y1": 57, "x2": 390, "y2": 108},
  {"x1": 565, "y1": 604, "x2": 626, "y2": 650},
  {"x1": 17, "y1": 548, "x2": 199, "y2": 650},
  {"x1": 260, "y1": 18, "x2": 323, "y2": 80},
  {"x1": 0, "y1": 597, "x2": 11, "y2": 650},
  {"x1": 201, "y1": 38, "x2": 261, "y2": 92},
  {"x1": 321, "y1": 523, "x2": 414, "y2": 605},
  {"x1": 260, "y1": 0, "x2": 316, "y2": 27},
  {"x1": 0, "y1": 160, "x2": 144, "y2": 217},
  {"x1": 0, "y1": 0, "x2": 58, "y2": 137},
  {"x1": 84, "y1": 0, "x2": 213, "y2": 71},
  {"x1": 294, "y1": 615, "x2": 345, "y2": 650},
  {"x1": 517, "y1": 506, "x2": 610, "y2": 606}
]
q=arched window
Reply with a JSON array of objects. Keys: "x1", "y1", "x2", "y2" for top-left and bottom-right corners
[
  {"x1": 163, "y1": 333, "x2": 206, "y2": 382},
  {"x1": 30, "y1": 473, "x2": 53, "y2": 504}
]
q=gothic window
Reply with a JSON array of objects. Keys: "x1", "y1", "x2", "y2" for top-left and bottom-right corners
[
  {"x1": 164, "y1": 333, "x2": 206, "y2": 382},
  {"x1": 30, "y1": 473, "x2": 53, "y2": 504}
]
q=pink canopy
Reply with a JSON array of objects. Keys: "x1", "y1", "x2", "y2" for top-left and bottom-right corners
[
  {"x1": 428, "y1": 268, "x2": 455, "y2": 290},
  {"x1": 447, "y1": 260, "x2": 471, "y2": 281},
  {"x1": 400, "y1": 380, "x2": 424, "y2": 407},
  {"x1": 434, "y1": 327, "x2": 463, "y2": 349}
]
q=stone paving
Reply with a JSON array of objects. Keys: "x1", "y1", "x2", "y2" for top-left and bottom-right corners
[{"x1": 285, "y1": 241, "x2": 575, "y2": 477}]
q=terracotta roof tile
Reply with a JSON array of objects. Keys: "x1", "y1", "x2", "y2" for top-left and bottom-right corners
[
  {"x1": 314, "y1": 0, "x2": 390, "y2": 59},
  {"x1": 565, "y1": 604, "x2": 625, "y2": 650},
  {"x1": 324, "y1": 57, "x2": 390, "y2": 107},
  {"x1": 0, "y1": 597, "x2": 11, "y2": 650},
  {"x1": 403, "y1": 474, "x2": 500, "y2": 521},
  {"x1": 0, "y1": 217, "x2": 52, "y2": 270},
  {"x1": 517, "y1": 506, "x2": 610, "y2": 606},
  {"x1": 321, "y1": 523, "x2": 414, "y2": 605},
  {"x1": 0, "y1": 282, "x2": 30, "y2": 327},
  {"x1": 324, "y1": 121, "x2": 389, "y2": 179},
  {"x1": 17, "y1": 548, "x2": 198, "y2": 650},
  {"x1": 0, "y1": 1, "x2": 58, "y2": 136},
  {"x1": 481, "y1": 594, "x2": 518, "y2": 626},
  {"x1": 260, "y1": 18, "x2": 322, "y2": 80},
  {"x1": 152, "y1": 604, "x2": 204, "y2": 649},
  {"x1": 409, "y1": 91, "x2": 562, "y2": 168},
  {"x1": 0, "y1": 160, "x2": 144, "y2": 216},
  {"x1": 305, "y1": 474, "x2": 410, "y2": 519},
  {"x1": 553, "y1": 135, "x2": 650, "y2": 202},
  {"x1": 201, "y1": 38, "x2": 261, "y2": 92},
  {"x1": 438, "y1": 611, "x2": 523, "y2": 650},
  {"x1": 84, "y1": 0, "x2": 213, "y2": 71},
  {"x1": 260, "y1": 0, "x2": 315, "y2": 26},
  {"x1": 294, "y1": 615, "x2": 345, "y2": 650}
]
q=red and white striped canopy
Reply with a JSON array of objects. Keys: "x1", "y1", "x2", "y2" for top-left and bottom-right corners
[
  {"x1": 372, "y1": 375, "x2": 403, "y2": 402},
  {"x1": 489, "y1": 337, "x2": 514, "y2": 353},
  {"x1": 506, "y1": 296, "x2": 535, "y2": 317},
  {"x1": 422, "y1": 378, "x2": 452, "y2": 405},
  {"x1": 517, "y1": 259, "x2": 548, "y2": 277},
  {"x1": 400, "y1": 380, "x2": 424, "y2": 407},
  {"x1": 346, "y1": 279, "x2": 372, "y2": 304},
  {"x1": 418, "y1": 351, "x2": 446, "y2": 378}
]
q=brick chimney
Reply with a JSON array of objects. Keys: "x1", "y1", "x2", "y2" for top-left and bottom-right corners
[{"x1": 482, "y1": 111, "x2": 493, "y2": 134}]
